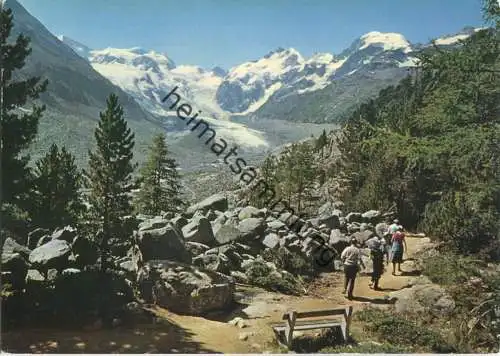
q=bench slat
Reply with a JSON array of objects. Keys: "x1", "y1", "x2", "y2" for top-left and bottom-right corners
[{"x1": 282, "y1": 307, "x2": 348, "y2": 320}]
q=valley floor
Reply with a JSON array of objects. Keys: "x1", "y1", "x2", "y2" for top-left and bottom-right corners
[{"x1": 1, "y1": 237, "x2": 420, "y2": 354}]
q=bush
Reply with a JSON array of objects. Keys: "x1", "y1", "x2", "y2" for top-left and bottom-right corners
[
  {"x1": 356, "y1": 308, "x2": 456, "y2": 353},
  {"x1": 420, "y1": 192, "x2": 499, "y2": 260},
  {"x1": 321, "y1": 342, "x2": 408, "y2": 353},
  {"x1": 422, "y1": 253, "x2": 481, "y2": 286}
]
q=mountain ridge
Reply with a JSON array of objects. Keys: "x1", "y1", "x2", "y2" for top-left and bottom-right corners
[{"x1": 59, "y1": 26, "x2": 478, "y2": 123}]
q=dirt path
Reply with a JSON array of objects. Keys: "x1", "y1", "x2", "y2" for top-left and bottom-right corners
[{"x1": 1, "y1": 237, "x2": 422, "y2": 353}]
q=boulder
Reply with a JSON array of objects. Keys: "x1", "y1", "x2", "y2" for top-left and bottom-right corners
[
  {"x1": 26, "y1": 269, "x2": 45, "y2": 283},
  {"x1": 3, "y1": 237, "x2": 31, "y2": 258},
  {"x1": 278, "y1": 212, "x2": 299, "y2": 227},
  {"x1": 238, "y1": 206, "x2": 263, "y2": 220},
  {"x1": 361, "y1": 210, "x2": 381, "y2": 223},
  {"x1": 51, "y1": 226, "x2": 77, "y2": 243},
  {"x1": 182, "y1": 217, "x2": 217, "y2": 246},
  {"x1": 345, "y1": 212, "x2": 363, "y2": 223},
  {"x1": 170, "y1": 215, "x2": 189, "y2": 231},
  {"x1": 375, "y1": 222, "x2": 389, "y2": 238},
  {"x1": 262, "y1": 233, "x2": 280, "y2": 249},
  {"x1": 213, "y1": 224, "x2": 242, "y2": 245},
  {"x1": 186, "y1": 193, "x2": 228, "y2": 216},
  {"x1": 36, "y1": 234, "x2": 52, "y2": 247},
  {"x1": 317, "y1": 202, "x2": 334, "y2": 216},
  {"x1": 318, "y1": 213, "x2": 341, "y2": 230},
  {"x1": 145, "y1": 260, "x2": 234, "y2": 314},
  {"x1": 328, "y1": 229, "x2": 349, "y2": 252},
  {"x1": 139, "y1": 216, "x2": 170, "y2": 232},
  {"x1": 29, "y1": 239, "x2": 71, "y2": 271},
  {"x1": 185, "y1": 241, "x2": 211, "y2": 257},
  {"x1": 351, "y1": 230, "x2": 374, "y2": 245},
  {"x1": 237, "y1": 218, "x2": 267, "y2": 240},
  {"x1": 137, "y1": 224, "x2": 191, "y2": 263},
  {"x1": 27, "y1": 228, "x2": 50, "y2": 250},
  {"x1": 347, "y1": 223, "x2": 361, "y2": 234},
  {"x1": 266, "y1": 219, "x2": 286, "y2": 231},
  {"x1": 389, "y1": 283, "x2": 456, "y2": 317}
]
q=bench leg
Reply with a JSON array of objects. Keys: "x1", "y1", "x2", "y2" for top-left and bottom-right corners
[{"x1": 284, "y1": 312, "x2": 297, "y2": 348}]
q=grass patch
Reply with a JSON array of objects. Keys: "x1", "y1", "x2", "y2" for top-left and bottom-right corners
[
  {"x1": 354, "y1": 308, "x2": 456, "y2": 353},
  {"x1": 422, "y1": 252, "x2": 481, "y2": 286}
]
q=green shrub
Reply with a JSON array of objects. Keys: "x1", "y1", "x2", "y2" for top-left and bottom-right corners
[
  {"x1": 321, "y1": 342, "x2": 408, "y2": 353},
  {"x1": 422, "y1": 253, "x2": 480, "y2": 286},
  {"x1": 356, "y1": 308, "x2": 456, "y2": 353}
]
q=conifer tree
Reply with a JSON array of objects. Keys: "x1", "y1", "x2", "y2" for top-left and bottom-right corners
[
  {"x1": 0, "y1": 7, "x2": 48, "y2": 211},
  {"x1": 85, "y1": 94, "x2": 136, "y2": 271},
  {"x1": 315, "y1": 129, "x2": 328, "y2": 157},
  {"x1": 31, "y1": 144, "x2": 84, "y2": 229},
  {"x1": 135, "y1": 133, "x2": 184, "y2": 215}
]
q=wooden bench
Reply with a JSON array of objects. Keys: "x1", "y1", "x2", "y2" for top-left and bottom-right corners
[{"x1": 271, "y1": 306, "x2": 353, "y2": 348}]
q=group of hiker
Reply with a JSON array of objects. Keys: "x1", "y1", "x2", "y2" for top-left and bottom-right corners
[{"x1": 340, "y1": 219, "x2": 406, "y2": 300}]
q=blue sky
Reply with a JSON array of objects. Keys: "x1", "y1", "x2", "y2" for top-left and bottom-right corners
[{"x1": 17, "y1": 0, "x2": 485, "y2": 69}]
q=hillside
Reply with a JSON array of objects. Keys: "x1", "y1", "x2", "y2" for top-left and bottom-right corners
[{"x1": 5, "y1": 0, "x2": 164, "y2": 164}]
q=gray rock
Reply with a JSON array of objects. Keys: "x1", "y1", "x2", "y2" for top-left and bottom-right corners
[
  {"x1": 145, "y1": 260, "x2": 234, "y2": 314},
  {"x1": 345, "y1": 212, "x2": 363, "y2": 223},
  {"x1": 262, "y1": 233, "x2": 280, "y2": 249},
  {"x1": 27, "y1": 228, "x2": 50, "y2": 249},
  {"x1": 318, "y1": 202, "x2": 334, "y2": 216},
  {"x1": 36, "y1": 234, "x2": 52, "y2": 247},
  {"x1": 139, "y1": 216, "x2": 170, "y2": 232},
  {"x1": 238, "y1": 206, "x2": 263, "y2": 220},
  {"x1": 51, "y1": 226, "x2": 77, "y2": 243},
  {"x1": 352, "y1": 230, "x2": 374, "y2": 245},
  {"x1": 170, "y1": 215, "x2": 189, "y2": 230},
  {"x1": 359, "y1": 223, "x2": 373, "y2": 232},
  {"x1": 389, "y1": 283, "x2": 456, "y2": 316},
  {"x1": 182, "y1": 217, "x2": 217, "y2": 246},
  {"x1": 347, "y1": 223, "x2": 361, "y2": 234},
  {"x1": 318, "y1": 213, "x2": 341, "y2": 230},
  {"x1": 329, "y1": 229, "x2": 349, "y2": 252},
  {"x1": 3, "y1": 237, "x2": 31, "y2": 258},
  {"x1": 237, "y1": 218, "x2": 267, "y2": 240},
  {"x1": 29, "y1": 239, "x2": 71, "y2": 271},
  {"x1": 137, "y1": 224, "x2": 191, "y2": 263},
  {"x1": 26, "y1": 269, "x2": 45, "y2": 282},
  {"x1": 267, "y1": 219, "x2": 286, "y2": 231},
  {"x1": 214, "y1": 224, "x2": 242, "y2": 245},
  {"x1": 361, "y1": 210, "x2": 381, "y2": 223},
  {"x1": 375, "y1": 222, "x2": 389, "y2": 238},
  {"x1": 187, "y1": 193, "x2": 228, "y2": 215},
  {"x1": 185, "y1": 241, "x2": 211, "y2": 256}
]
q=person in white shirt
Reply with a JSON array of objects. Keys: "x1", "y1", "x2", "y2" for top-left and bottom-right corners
[{"x1": 340, "y1": 238, "x2": 366, "y2": 299}]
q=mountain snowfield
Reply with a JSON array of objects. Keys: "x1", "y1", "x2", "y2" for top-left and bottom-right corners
[{"x1": 58, "y1": 26, "x2": 479, "y2": 128}]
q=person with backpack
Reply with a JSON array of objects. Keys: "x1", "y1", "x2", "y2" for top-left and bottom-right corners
[
  {"x1": 391, "y1": 226, "x2": 407, "y2": 275},
  {"x1": 366, "y1": 234, "x2": 388, "y2": 290},
  {"x1": 340, "y1": 238, "x2": 366, "y2": 300}
]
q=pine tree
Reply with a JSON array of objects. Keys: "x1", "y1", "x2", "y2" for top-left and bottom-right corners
[
  {"x1": 0, "y1": 7, "x2": 48, "y2": 211},
  {"x1": 31, "y1": 144, "x2": 84, "y2": 229},
  {"x1": 85, "y1": 94, "x2": 136, "y2": 271},
  {"x1": 315, "y1": 129, "x2": 328, "y2": 157},
  {"x1": 135, "y1": 133, "x2": 184, "y2": 215}
]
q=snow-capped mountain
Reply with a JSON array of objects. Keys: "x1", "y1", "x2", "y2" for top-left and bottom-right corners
[{"x1": 60, "y1": 27, "x2": 480, "y2": 123}]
